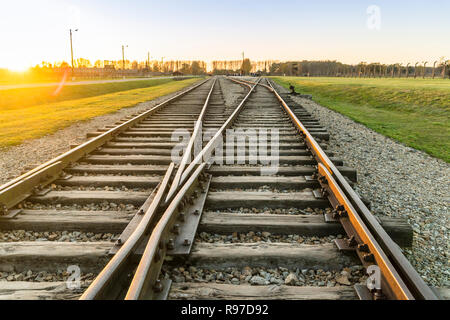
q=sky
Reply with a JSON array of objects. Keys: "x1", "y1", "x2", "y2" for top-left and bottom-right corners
[{"x1": 0, "y1": 0, "x2": 449, "y2": 70}]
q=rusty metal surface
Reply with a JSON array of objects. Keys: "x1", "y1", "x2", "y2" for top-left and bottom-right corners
[
  {"x1": 80, "y1": 163, "x2": 175, "y2": 300},
  {"x1": 125, "y1": 163, "x2": 207, "y2": 300},
  {"x1": 109, "y1": 185, "x2": 160, "y2": 255},
  {"x1": 170, "y1": 174, "x2": 211, "y2": 256},
  {"x1": 178, "y1": 78, "x2": 259, "y2": 186},
  {"x1": 165, "y1": 78, "x2": 217, "y2": 203},
  {"x1": 318, "y1": 163, "x2": 413, "y2": 300}
]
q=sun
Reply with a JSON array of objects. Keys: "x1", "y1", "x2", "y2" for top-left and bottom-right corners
[
  {"x1": 5, "y1": 60, "x2": 32, "y2": 73},
  {"x1": 8, "y1": 65, "x2": 30, "y2": 73}
]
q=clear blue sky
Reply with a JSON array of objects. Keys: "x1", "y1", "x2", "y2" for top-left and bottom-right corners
[{"x1": 0, "y1": 0, "x2": 448, "y2": 70}]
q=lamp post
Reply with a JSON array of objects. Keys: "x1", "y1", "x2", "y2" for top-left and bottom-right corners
[
  {"x1": 122, "y1": 45, "x2": 128, "y2": 78},
  {"x1": 69, "y1": 28, "x2": 78, "y2": 80}
]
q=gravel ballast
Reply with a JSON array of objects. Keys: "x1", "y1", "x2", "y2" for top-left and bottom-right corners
[
  {"x1": 161, "y1": 265, "x2": 367, "y2": 287},
  {"x1": 272, "y1": 80, "x2": 449, "y2": 288}
]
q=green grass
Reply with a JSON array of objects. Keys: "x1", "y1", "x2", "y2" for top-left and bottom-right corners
[
  {"x1": 0, "y1": 78, "x2": 186, "y2": 110},
  {"x1": 272, "y1": 77, "x2": 450, "y2": 162},
  {"x1": 0, "y1": 78, "x2": 202, "y2": 147}
]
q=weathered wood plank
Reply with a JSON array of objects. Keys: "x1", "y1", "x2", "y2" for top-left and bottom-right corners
[
  {"x1": 85, "y1": 155, "x2": 172, "y2": 165},
  {"x1": 210, "y1": 176, "x2": 319, "y2": 189},
  {"x1": 0, "y1": 210, "x2": 131, "y2": 233},
  {"x1": 95, "y1": 148, "x2": 174, "y2": 156},
  {"x1": 206, "y1": 191, "x2": 329, "y2": 209},
  {"x1": 199, "y1": 212, "x2": 412, "y2": 247},
  {"x1": 0, "y1": 241, "x2": 111, "y2": 273},
  {"x1": 56, "y1": 175, "x2": 161, "y2": 188},
  {"x1": 29, "y1": 190, "x2": 150, "y2": 205},
  {"x1": 105, "y1": 142, "x2": 186, "y2": 148},
  {"x1": 0, "y1": 281, "x2": 84, "y2": 300},
  {"x1": 185, "y1": 243, "x2": 358, "y2": 270},
  {"x1": 207, "y1": 165, "x2": 357, "y2": 182},
  {"x1": 169, "y1": 283, "x2": 357, "y2": 300},
  {"x1": 67, "y1": 164, "x2": 168, "y2": 175}
]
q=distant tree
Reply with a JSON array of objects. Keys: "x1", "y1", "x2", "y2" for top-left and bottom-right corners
[
  {"x1": 240, "y1": 58, "x2": 252, "y2": 75},
  {"x1": 180, "y1": 63, "x2": 190, "y2": 74},
  {"x1": 191, "y1": 61, "x2": 204, "y2": 75}
]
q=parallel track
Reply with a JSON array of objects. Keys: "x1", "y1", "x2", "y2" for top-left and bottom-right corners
[{"x1": 0, "y1": 76, "x2": 439, "y2": 300}]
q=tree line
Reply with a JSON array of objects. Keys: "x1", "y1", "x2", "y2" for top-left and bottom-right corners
[{"x1": 2, "y1": 58, "x2": 448, "y2": 83}]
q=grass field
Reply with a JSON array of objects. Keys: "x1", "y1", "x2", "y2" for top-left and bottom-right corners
[
  {"x1": 0, "y1": 78, "x2": 184, "y2": 110},
  {"x1": 272, "y1": 77, "x2": 450, "y2": 162},
  {"x1": 0, "y1": 78, "x2": 202, "y2": 147}
]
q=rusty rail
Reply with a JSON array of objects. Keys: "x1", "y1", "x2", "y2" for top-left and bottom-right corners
[
  {"x1": 124, "y1": 77, "x2": 260, "y2": 299},
  {"x1": 125, "y1": 164, "x2": 207, "y2": 299},
  {"x1": 178, "y1": 78, "x2": 259, "y2": 186},
  {"x1": 80, "y1": 76, "x2": 255, "y2": 299},
  {"x1": 266, "y1": 78, "x2": 437, "y2": 300},
  {"x1": 80, "y1": 163, "x2": 175, "y2": 300},
  {"x1": 165, "y1": 78, "x2": 217, "y2": 203}
]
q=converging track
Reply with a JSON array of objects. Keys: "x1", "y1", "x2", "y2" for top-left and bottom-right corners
[{"x1": 0, "y1": 76, "x2": 441, "y2": 300}]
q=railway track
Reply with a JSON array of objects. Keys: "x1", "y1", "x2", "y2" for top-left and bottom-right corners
[
  {"x1": 0, "y1": 76, "x2": 441, "y2": 300},
  {"x1": 0, "y1": 77, "x2": 246, "y2": 299}
]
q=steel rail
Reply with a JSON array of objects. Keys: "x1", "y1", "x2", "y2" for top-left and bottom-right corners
[
  {"x1": 80, "y1": 163, "x2": 175, "y2": 300},
  {"x1": 178, "y1": 78, "x2": 258, "y2": 186},
  {"x1": 0, "y1": 78, "x2": 210, "y2": 213},
  {"x1": 165, "y1": 78, "x2": 217, "y2": 203},
  {"x1": 229, "y1": 76, "x2": 274, "y2": 91},
  {"x1": 125, "y1": 163, "x2": 207, "y2": 300},
  {"x1": 266, "y1": 78, "x2": 437, "y2": 300},
  {"x1": 82, "y1": 76, "x2": 253, "y2": 300},
  {"x1": 123, "y1": 78, "x2": 258, "y2": 299},
  {"x1": 318, "y1": 163, "x2": 412, "y2": 299}
]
